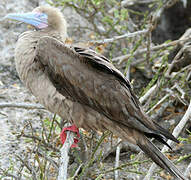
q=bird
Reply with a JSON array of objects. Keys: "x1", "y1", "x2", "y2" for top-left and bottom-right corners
[{"x1": 4, "y1": 6, "x2": 186, "y2": 179}]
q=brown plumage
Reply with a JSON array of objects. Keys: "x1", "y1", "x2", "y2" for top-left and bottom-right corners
[{"x1": 6, "y1": 6, "x2": 187, "y2": 179}]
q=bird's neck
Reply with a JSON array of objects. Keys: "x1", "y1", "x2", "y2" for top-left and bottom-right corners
[
  {"x1": 38, "y1": 28, "x2": 67, "y2": 42},
  {"x1": 15, "y1": 30, "x2": 65, "y2": 82},
  {"x1": 19, "y1": 29, "x2": 67, "y2": 43}
]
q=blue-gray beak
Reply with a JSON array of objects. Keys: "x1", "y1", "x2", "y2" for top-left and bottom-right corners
[{"x1": 4, "y1": 12, "x2": 48, "y2": 29}]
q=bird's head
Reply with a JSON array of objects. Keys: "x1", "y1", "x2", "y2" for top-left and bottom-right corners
[{"x1": 4, "y1": 6, "x2": 67, "y2": 41}]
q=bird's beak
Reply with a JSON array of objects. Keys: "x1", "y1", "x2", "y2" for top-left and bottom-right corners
[{"x1": 4, "y1": 12, "x2": 48, "y2": 29}]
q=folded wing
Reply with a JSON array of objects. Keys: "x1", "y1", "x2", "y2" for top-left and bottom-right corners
[{"x1": 35, "y1": 36, "x2": 178, "y2": 143}]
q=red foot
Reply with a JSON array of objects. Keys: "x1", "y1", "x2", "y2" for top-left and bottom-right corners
[{"x1": 60, "y1": 124, "x2": 80, "y2": 148}]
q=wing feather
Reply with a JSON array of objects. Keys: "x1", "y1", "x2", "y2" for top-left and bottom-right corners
[{"x1": 35, "y1": 36, "x2": 175, "y2": 139}]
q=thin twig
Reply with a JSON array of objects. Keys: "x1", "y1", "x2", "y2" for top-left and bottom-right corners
[
  {"x1": 114, "y1": 138, "x2": 121, "y2": 180},
  {"x1": 33, "y1": 150, "x2": 59, "y2": 170},
  {"x1": 78, "y1": 131, "x2": 111, "y2": 178},
  {"x1": 139, "y1": 84, "x2": 157, "y2": 104},
  {"x1": 101, "y1": 140, "x2": 122, "y2": 161},
  {"x1": 94, "y1": 159, "x2": 150, "y2": 176},
  {"x1": 16, "y1": 155, "x2": 38, "y2": 180},
  {"x1": 144, "y1": 100, "x2": 191, "y2": 179},
  {"x1": 145, "y1": 23, "x2": 153, "y2": 72},
  {"x1": 21, "y1": 134, "x2": 59, "y2": 152},
  {"x1": 0, "y1": 102, "x2": 44, "y2": 109},
  {"x1": 0, "y1": 111, "x2": 8, "y2": 117},
  {"x1": 48, "y1": 114, "x2": 57, "y2": 142},
  {"x1": 17, "y1": 163, "x2": 25, "y2": 180},
  {"x1": 173, "y1": 82, "x2": 186, "y2": 100},
  {"x1": 165, "y1": 46, "x2": 187, "y2": 78},
  {"x1": 184, "y1": 161, "x2": 191, "y2": 178},
  {"x1": 0, "y1": 168, "x2": 19, "y2": 180},
  {"x1": 89, "y1": 29, "x2": 149, "y2": 45},
  {"x1": 146, "y1": 93, "x2": 171, "y2": 114},
  {"x1": 121, "y1": 0, "x2": 156, "y2": 6},
  {"x1": 40, "y1": 117, "x2": 48, "y2": 144},
  {"x1": 151, "y1": 101, "x2": 174, "y2": 120},
  {"x1": 71, "y1": 163, "x2": 84, "y2": 179}
]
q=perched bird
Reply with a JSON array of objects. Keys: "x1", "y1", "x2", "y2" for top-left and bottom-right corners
[{"x1": 4, "y1": 6, "x2": 186, "y2": 179}]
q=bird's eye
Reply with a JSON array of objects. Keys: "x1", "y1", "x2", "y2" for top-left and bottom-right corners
[{"x1": 36, "y1": 13, "x2": 47, "y2": 20}]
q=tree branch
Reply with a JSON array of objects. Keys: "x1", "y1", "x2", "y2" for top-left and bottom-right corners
[
  {"x1": 57, "y1": 123, "x2": 74, "y2": 180},
  {"x1": 90, "y1": 29, "x2": 149, "y2": 45},
  {"x1": 0, "y1": 102, "x2": 44, "y2": 109}
]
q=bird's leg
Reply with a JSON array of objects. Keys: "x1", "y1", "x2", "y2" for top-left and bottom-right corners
[{"x1": 60, "y1": 124, "x2": 80, "y2": 148}]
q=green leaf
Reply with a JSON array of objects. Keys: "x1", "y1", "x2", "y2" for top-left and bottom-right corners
[
  {"x1": 91, "y1": 0, "x2": 103, "y2": 6},
  {"x1": 120, "y1": 9, "x2": 128, "y2": 21},
  {"x1": 130, "y1": 154, "x2": 135, "y2": 160},
  {"x1": 102, "y1": 16, "x2": 113, "y2": 25},
  {"x1": 114, "y1": 9, "x2": 119, "y2": 18}
]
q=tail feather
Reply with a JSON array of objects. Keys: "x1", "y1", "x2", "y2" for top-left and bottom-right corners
[
  {"x1": 144, "y1": 132, "x2": 172, "y2": 149},
  {"x1": 154, "y1": 122, "x2": 179, "y2": 143},
  {"x1": 137, "y1": 137, "x2": 187, "y2": 180}
]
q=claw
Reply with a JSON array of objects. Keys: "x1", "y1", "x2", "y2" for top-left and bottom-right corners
[{"x1": 60, "y1": 124, "x2": 80, "y2": 148}]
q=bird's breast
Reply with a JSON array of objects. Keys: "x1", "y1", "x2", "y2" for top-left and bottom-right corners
[{"x1": 15, "y1": 33, "x2": 37, "y2": 82}]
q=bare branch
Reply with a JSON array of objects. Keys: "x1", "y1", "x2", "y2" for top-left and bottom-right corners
[
  {"x1": 0, "y1": 102, "x2": 44, "y2": 109},
  {"x1": 114, "y1": 138, "x2": 121, "y2": 180},
  {"x1": 0, "y1": 168, "x2": 19, "y2": 180},
  {"x1": 57, "y1": 123, "x2": 74, "y2": 180},
  {"x1": 16, "y1": 155, "x2": 38, "y2": 180},
  {"x1": 144, "y1": 100, "x2": 191, "y2": 179},
  {"x1": 184, "y1": 161, "x2": 191, "y2": 178},
  {"x1": 173, "y1": 83, "x2": 186, "y2": 100},
  {"x1": 21, "y1": 134, "x2": 59, "y2": 152},
  {"x1": 146, "y1": 93, "x2": 171, "y2": 114},
  {"x1": 33, "y1": 150, "x2": 59, "y2": 170},
  {"x1": 139, "y1": 84, "x2": 157, "y2": 104},
  {"x1": 89, "y1": 29, "x2": 149, "y2": 45},
  {"x1": 72, "y1": 163, "x2": 84, "y2": 179}
]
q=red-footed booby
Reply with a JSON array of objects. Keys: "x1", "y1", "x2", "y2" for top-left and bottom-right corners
[{"x1": 4, "y1": 6, "x2": 186, "y2": 179}]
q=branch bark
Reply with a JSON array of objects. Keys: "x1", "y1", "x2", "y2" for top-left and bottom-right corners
[
  {"x1": 90, "y1": 29, "x2": 149, "y2": 45},
  {"x1": 0, "y1": 102, "x2": 44, "y2": 109},
  {"x1": 114, "y1": 138, "x2": 121, "y2": 180},
  {"x1": 57, "y1": 123, "x2": 74, "y2": 180},
  {"x1": 184, "y1": 161, "x2": 191, "y2": 178}
]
